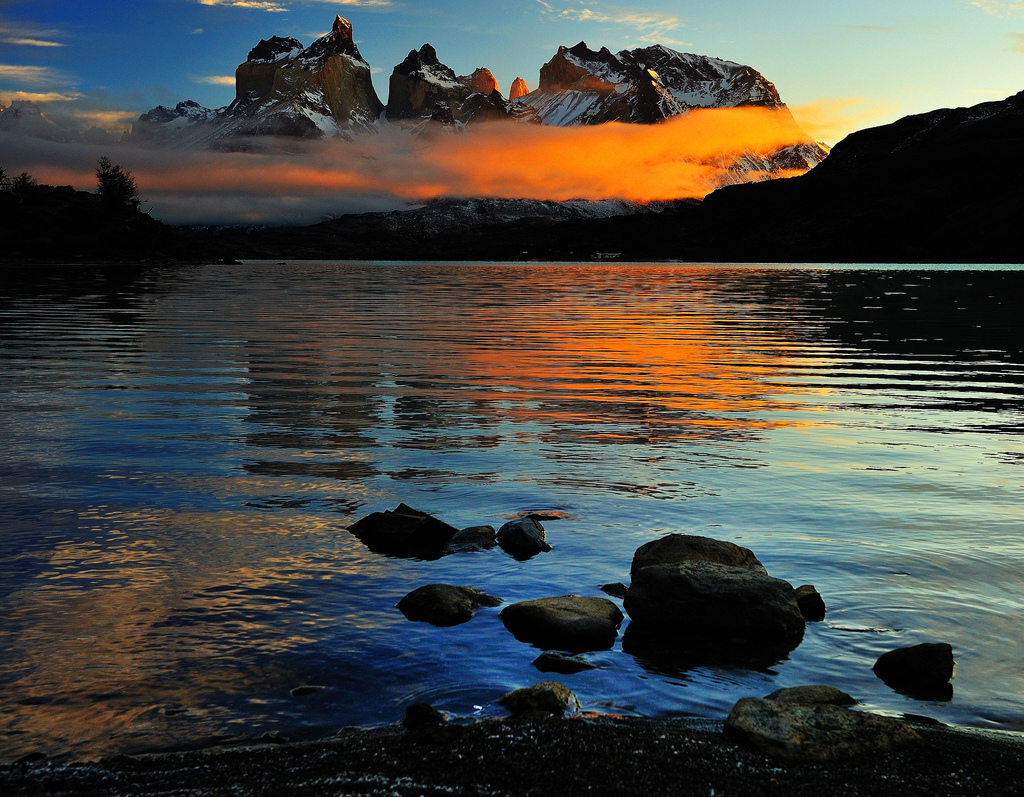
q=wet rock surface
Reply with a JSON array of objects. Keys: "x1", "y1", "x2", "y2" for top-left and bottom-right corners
[
  {"x1": 498, "y1": 681, "x2": 579, "y2": 716},
  {"x1": 794, "y1": 584, "x2": 826, "y2": 621},
  {"x1": 496, "y1": 517, "x2": 551, "y2": 559},
  {"x1": 874, "y1": 642, "x2": 956, "y2": 697},
  {"x1": 397, "y1": 584, "x2": 502, "y2": 627},
  {"x1": 4, "y1": 716, "x2": 1022, "y2": 796},
  {"x1": 623, "y1": 560, "x2": 805, "y2": 642},
  {"x1": 500, "y1": 596, "x2": 623, "y2": 651},
  {"x1": 348, "y1": 504, "x2": 459, "y2": 560},
  {"x1": 444, "y1": 525, "x2": 497, "y2": 554},
  {"x1": 725, "y1": 686, "x2": 920, "y2": 761},
  {"x1": 533, "y1": 651, "x2": 597, "y2": 674},
  {"x1": 629, "y1": 533, "x2": 766, "y2": 578}
]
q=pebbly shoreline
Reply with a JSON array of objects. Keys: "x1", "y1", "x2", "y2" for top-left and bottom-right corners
[{"x1": 3, "y1": 714, "x2": 1022, "y2": 796}]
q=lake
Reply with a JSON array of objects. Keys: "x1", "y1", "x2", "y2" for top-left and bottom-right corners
[{"x1": 1, "y1": 261, "x2": 1022, "y2": 762}]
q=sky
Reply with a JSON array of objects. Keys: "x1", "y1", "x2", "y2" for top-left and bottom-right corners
[{"x1": 2, "y1": 0, "x2": 1024, "y2": 144}]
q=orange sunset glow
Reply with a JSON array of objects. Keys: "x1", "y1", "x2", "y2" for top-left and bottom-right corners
[{"x1": 16, "y1": 107, "x2": 819, "y2": 222}]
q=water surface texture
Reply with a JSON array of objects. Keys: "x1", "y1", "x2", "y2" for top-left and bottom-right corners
[{"x1": 1, "y1": 262, "x2": 1022, "y2": 761}]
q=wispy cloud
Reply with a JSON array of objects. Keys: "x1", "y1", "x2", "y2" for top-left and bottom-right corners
[
  {"x1": 840, "y1": 25, "x2": 899, "y2": 34},
  {"x1": 1012, "y1": 32, "x2": 1024, "y2": 50},
  {"x1": 0, "y1": 64, "x2": 61, "y2": 86},
  {"x1": 196, "y1": 0, "x2": 391, "y2": 11},
  {"x1": 194, "y1": 75, "x2": 236, "y2": 85},
  {"x1": 534, "y1": 1, "x2": 683, "y2": 40},
  {"x1": 0, "y1": 90, "x2": 80, "y2": 103},
  {"x1": 966, "y1": 1, "x2": 1024, "y2": 17},
  {"x1": 71, "y1": 109, "x2": 138, "y2": 131},
  {"x1": 0, "y1": 19, "x2": 64, "y2": 47}
]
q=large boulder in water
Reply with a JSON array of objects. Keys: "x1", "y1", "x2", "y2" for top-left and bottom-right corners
[
  {"x1": 496, "y1": 517, "x2": 551, "y2": 559},
  {"x1": 630, "y1": 533, "x2": 766, "y2": 579},
  {"x1": 873, "y1": 643, "x2": 955, "y2": 697},
  {"x1": 624, "y1": 560, "x2": 805, "y2": 642},
  {"x1": 725, "y1": 686, "x2": 919, "y2": 761},
  {"x1": 501, "y1": 595, "x2": 623, "y2": 651},
  {"x1": 397, "y1": 584, "x2": 502, "y2": 627},
  {"x1": 348, "y1": 503, "x2": 458, "y2": 560}
]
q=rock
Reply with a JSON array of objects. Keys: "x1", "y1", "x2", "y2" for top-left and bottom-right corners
[
  {"x1": 444, "y1": 525, "x2": 497, "y2": 554},
  {"x1": 599, "y1": 582, "x2": 628, "y2": 599},
  {"x1": 500, "y1": 595, "x2": 623, "y2": 651},
  {"x1": 622, "y1": 622, "x2": 802, "y2": 674},
  {"x1": 509, "y1": 77, "x2": 530, "y2": 100},
  {"x1": 533, "y1": 651, "x2": 597, "y2": 674},
  {"x1": 795, "y1": 585, "x2": 826, "y2": 621},
  {"x1": 623, "y1": 560, "x2": 805, "y2": 642},
  {"x1": 458, "y1": 67, "x2": 499, "y2": 96},
  {"x1": 873, "y1": 643, "x2": 955, "y2": 695},
  {"x1": 404, "y1": 701, "x2": 448, "y2": 731},
  {"x1": 290, "y1": 685, "x2": 323, "y2": 697},
  {"x1": 629, "y1": 534, "x2": 766, "y2": 579},
  {"x1": 496, "y1": 518, "x2": 551, "y2": 559},
  {"x1": 386, "y1": 44, "x2": 469, "y2": 122},
  {"x1": 397, "y1": 584, "x2": 502, "y2": 627},
  {"x1": 348, "y1": 503, "x2": 459, "y2": 560},
  {"x1": 763, "y1": 685, "x2": 857, "y2": 706},
  {"x1": 498, "y1": 681, "x2": 579, "y2": 716},
  {"x1": 724, "y1": 692, "x2": 919, "y2": 761}
]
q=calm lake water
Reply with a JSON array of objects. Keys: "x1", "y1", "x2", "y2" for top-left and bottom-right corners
[{"x1": 1, "y1": 261, "x2": 1022, "y2": 762}]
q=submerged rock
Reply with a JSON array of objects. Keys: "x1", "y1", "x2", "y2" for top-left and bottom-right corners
[
  {"x1": 874, "y1": 643, "x2": 955, "y2": 697},
  {"x1": 397, "y1": 584, "x2": 502, "y2": 627},
  {"x1": 498, "y1": 681, "x2": 579, "y2": 716},
  {"x1": 501, "y1": 596, "x2": 623, "y2": 651},
  {"x1": 348, "y1": 503, "x2": 459, "y2": 560},
  {"x1": 629, "y1": 533, "x2": 766, "y2": 579},
  {"x1": 725, "y1": 687, "x2": 919, "y2": 761},
  {"x1": 533, "y1": 651, "x2": 597, "y2": 674},
  {"x1": 496, "y1": 517, "x2": 551, "y2": 559},
  {"x1": 795, "y1": 584, "x2": 827, "y2": 621},
  {"x1": 444, "y1": 525, "x2": 497, "y2": 554},
  {"x1": 624, "y1": 560, "x2": 805, "y2": 642}
]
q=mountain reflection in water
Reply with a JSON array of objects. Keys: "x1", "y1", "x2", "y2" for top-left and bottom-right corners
[{"x1": 1, "y1": 262, "x2": 1022, "y2": 762}]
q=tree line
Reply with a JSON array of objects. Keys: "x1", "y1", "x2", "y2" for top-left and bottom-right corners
[{"x1": 1, "y1": 157, "x2": 141, "y2": 211}]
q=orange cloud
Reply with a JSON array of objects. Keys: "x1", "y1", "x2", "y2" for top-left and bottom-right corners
[
  {"x1": 791, "y1": 97, "x2": 902, "y2": 145},
  {"x1": 8, "y1": 106, "x2": 818, "y2": 223}
]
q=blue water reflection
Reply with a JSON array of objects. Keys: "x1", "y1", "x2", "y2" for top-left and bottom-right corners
[{"x1": 1, "y1": 262, "x2": 1022, "y2": 761}]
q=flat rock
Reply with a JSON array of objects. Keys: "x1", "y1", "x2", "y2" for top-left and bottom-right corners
[
  {"x1": 500, "y1": 596, "x2": 623, "y2": 651},
  {"x1": 496, "y1": 518, "x2": 551, "y2": 559},
  {"x1": 725, "y1": 696, "x2": 920, "y2": 761},
  {"x1": 348, "y1": 504, "x2": 459, "y2": 560},
  {"x1": 763, "y1": 685, "x2": 857, "y2": 707},
  {"x1": 443, "y1": 525, "x2": 497, "y2": 554},
  {"x1": 397, "y1": 584, "x2": 502, "y2": 627},
  {"x1": 795, "y1": 585, "x2": 826, "y2": 621},
  {"x1": 874, "y1": 643, "x2": 955, "y2": 694},
  {"x1": 498, "y1": 681, "x2": 579, "y2": 716},
  {"x1": 623, "y1": 560, "x2": 805, "y2": 642},
  {"x1": 630, "y1": 534, "x2": 766, "y2": 579},
  {"x1": 403, "y1": 702, "x2": 448, "y2": 731}
]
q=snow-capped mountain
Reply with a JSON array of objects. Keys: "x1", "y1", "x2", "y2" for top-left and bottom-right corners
[{"x1": 131, "y1": 16, "x2": 383, "y2": 147}]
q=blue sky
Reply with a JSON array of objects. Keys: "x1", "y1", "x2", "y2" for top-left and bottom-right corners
[{"x1": 1, "y1": 0, "x2": 1023, "y2": 143}]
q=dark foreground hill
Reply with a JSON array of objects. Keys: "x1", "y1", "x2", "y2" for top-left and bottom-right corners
[
  {"x1": 206, "y1": 89, "x2": 1024, "y2": 264},
  {"x1": 0, "y1": 185, "x2": 211, "y2": 264}
]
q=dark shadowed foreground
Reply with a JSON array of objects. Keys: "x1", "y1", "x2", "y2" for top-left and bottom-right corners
[{"x1": 3, "y1": 716, "x2": 1022, "y2": 797}]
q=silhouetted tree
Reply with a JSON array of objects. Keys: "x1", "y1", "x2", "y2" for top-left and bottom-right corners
[
  {"x1": 9, "y1": 171, "x2": 38, "y2": 202},
  {"x1": 0, "y1": 166, "x2": 8, "y2": 190},
  {"x1": 96, "y1": 156, "x2": 141, "y2": 211}
]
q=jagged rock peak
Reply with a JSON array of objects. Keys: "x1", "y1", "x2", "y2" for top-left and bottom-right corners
[
  {"x1": 459, "y1": 67, "x2": 499, "y2": 96},
  {"x1": 300, "y1": 15, "x2": 366, "y2": 64},
  {"x1": 395, "y1": 44, "x2": 458, "y2": 83},
  {"x1": 247, "y1": 35, "x2": 303, "y2": 63},
  {"x1": 509, "y1": 77, "x2": 530, "y2": 100}
]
